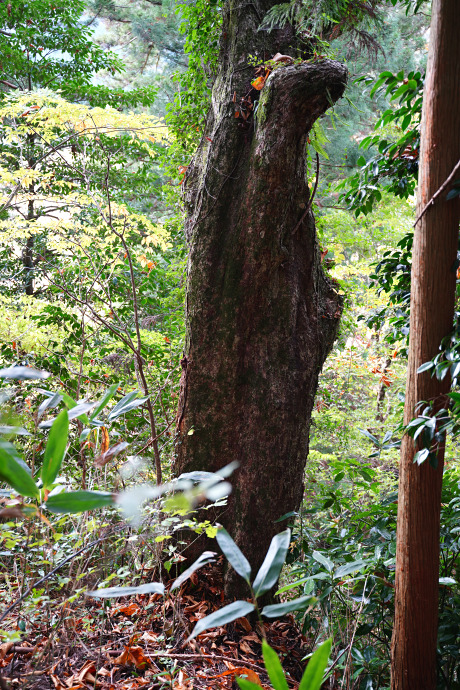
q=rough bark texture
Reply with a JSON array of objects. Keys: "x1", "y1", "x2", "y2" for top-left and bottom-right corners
[
  {"x1": 173, "y1": 0, "x2": 346, "y2": 595},
  {"x1": 391, "y1": 1, "x2": 460, "y2": 687}
]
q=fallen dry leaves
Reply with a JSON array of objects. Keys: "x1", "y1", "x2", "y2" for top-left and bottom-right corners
[{"x1": 1, "y1": 560, "x2": 309, "y2": 690}]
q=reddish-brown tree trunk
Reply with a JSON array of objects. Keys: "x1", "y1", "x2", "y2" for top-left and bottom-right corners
[
  {"x1": 391, "y1": 1, "x2": 460, "y2": 687},
  {"x1": 173, "y1": 0, "x2": 346, "y2": 597}
]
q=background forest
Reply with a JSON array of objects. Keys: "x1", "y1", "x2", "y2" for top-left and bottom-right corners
[{"x1": 0, "y1": 0, "x2": 459, "y2": 688}]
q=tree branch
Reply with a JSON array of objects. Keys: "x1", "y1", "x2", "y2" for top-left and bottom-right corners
[{"x1": 414, "y1": 157, "x2": 460, "y2": 226}]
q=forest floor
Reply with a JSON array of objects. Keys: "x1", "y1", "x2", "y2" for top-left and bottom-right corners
[{"x1": 0, "y1": 561, "x2": 311, "y2": 690}]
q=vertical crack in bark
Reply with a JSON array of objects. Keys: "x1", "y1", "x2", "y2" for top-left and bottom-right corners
[{"x1": 174, "y1": 8, "x2": 347, "y2": 596}]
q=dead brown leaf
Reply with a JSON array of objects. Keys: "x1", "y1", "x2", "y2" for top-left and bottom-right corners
[
  {"x1": 114, "y1": 645, "x2": 150, "y2": 670},
  {"x1": 95, "y1": 441, "x2": 128, "y2": 467},
  {"x1": 0, "y1": 506, "x2": 25, "y2": 520}
]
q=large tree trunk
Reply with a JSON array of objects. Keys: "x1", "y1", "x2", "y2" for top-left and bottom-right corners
[
  {"x1": 173, "y1": 0, "x2": 346, "y2": 596},
  {"x1": 391, "y1": 0, "x2": 460, "y2": 687}
]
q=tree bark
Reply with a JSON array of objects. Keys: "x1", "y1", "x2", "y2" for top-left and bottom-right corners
[
  {"x1": 173, "y1": 0, "x2": 346, "y2": 597},
  {"x1": 391, "y1": 1, "x2": 460, "y2": 687}
]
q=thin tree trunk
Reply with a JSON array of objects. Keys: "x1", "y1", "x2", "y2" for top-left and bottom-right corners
[
  {"x1": 391, "y1": 1, "x2": 460, "y2": 687},
  {"x1": 173, "y1": 0, "x2": 346, "y2": 596},
  {"x1": 24, "y1": 199, "x2": 34, "y2": 296}
]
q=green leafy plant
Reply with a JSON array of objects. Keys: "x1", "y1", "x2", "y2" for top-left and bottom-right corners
[
  {"x1": 184, "y1": 527, "x2": 314, "y2": 641},
  {"x1": 236, "y1": 639, "x2": 332, "y2": 690}
]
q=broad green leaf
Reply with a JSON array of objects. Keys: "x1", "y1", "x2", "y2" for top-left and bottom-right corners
[
  {"x1": 252, "y1": 529, "x2": 291, "y2": 597},
  {"x1": 46, "y1": 490, "x2": 114, "y2": 514},
  {"x1": 41, "y1": 410, "x2": 69, "y2": 488},
  {"x1": 261, "y1": 595, "x2": 315, "y2": 618},
  {"x1": 312, "y1": 551, "x2": 334, "y2": 573},
  {"x1": 37, "y1": 392, "x2": 62, "y2": 420},
  {"x1": 170, "y1": 551, "x2": 216, "y2": 591},
  {"x1": 0, "y1": 366, "x2": 50, "y2": 380},
  {"x1": 88, "y1": 582, "x2": 165, "y2": 598},
  {"x1": 39, "y1": 402, "x2": 96, "y2": 429},
  {"x1": 236, "y1": 680, "x2": 262, "y2": 690},
  {"x1": 276, "y1": 577, "x2": 311, "y2": 594},
  {"x1": 439, "y1": 577, "x2": 456, "y2": 585},
  {"x1": 186, "y1": 600, "x2": 255, "y2": 641},
  {"x1": 0, "y1": 426, "x2": 30, "y2": 436},
  {"x1": 359, "y1": 429, "x2": 379, "y2": 445},
  {"x1": 0, "y1": 446, "x2": 39, "y2": 499},
  {"x1": 61, "y1": 393, "x2": 91, "y2": 424},
  {"x1": 90, "y1": 383, "x2": 119, "y2": 421},
  {"x1": 108, "y1": 390, "x2": 148, "y2": 421},
  {"x1": 262, "y1": 641, "x2": 289, "y2": 690},
  {"x1": 334, "y1": 561, "x2": 365, "y2": 579},
  {"x1": 108, "y1": 390, "x2": 140, "y2": 416},
  {"x1": 216, "y1": 527, "x2": 251, "y2": 583},
  {"x1": 299, "y1": 639, "x2": 331, "y2": 690},
  {"x1": 205, "y1": 481, "x2": 232, "y2": 502},
  {"x1": 275, "y1": 511, "x2": 298, "y2": 523}
]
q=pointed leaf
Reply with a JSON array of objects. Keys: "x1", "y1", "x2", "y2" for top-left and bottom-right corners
[
  {"x1": 252, "y1": 529, "x2": 291, "y2": 597},
  {"x1": 0, "y1": 366, "x2": 50, "y2": 380},
  {"x1": 417, "y1": 361, "x2": 435, "y2": 373},
  {"x1": 439, "y1": 577, "x2": 456, "y2": 586},
  {"x1": 88, "y1": 582, "x2": 165, "y2": 598},
  {"x1": 0, "y1": 426, "x2": 30, "y2": 436},
  {"x1": 261, "y1": 595, "x2": 315, "y2": 618},
  {"x1": 41, "y1": 410, "x2": 69, "y2": 488},
  {"x1": 216, "y1": 527, "x2": 251, "y2": 583},
  {"x1": 108, "y1": 391, "x2": 149, "y2": 421},
  {"x1": 90, "y1": 383, "x2": 119, "y2": 421},
  {"x1": 170, "y1": 551, "x2": 216, "y2": 591},
  {"x1": 0, "y1": 446, "x2": 39, "y2": 499},
  {"x1": 37, "y1": 392, "x2": 62, "y2": 420},
  {"x1": 61, "y1": 392, "x2": 91, "y2": 424},
  {"x1": 334, "y1": 560, "x2": 365, "y2": 579},
  {"x1": 312, "y1": 551, "x2": 334, "y2": 573},
  {"x1": 262, "y1": 641, "x2": 289, "y2": 690},
  {"x1": 359, "y1": 429, "x2": 379, "y2": 445},
  {"x1": 186, "y1": 600, "x2": 255, "y2": 641},
  {"x1": 299, "y1": 639, "x2": 331, "y2": 690},
  {"x1": 46, "y1": 490, "x2": 114, "y2": 514}
]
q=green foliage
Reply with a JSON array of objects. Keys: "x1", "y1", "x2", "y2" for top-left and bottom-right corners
[
  {"x1": 0, "y1": 0, "x2": 122, "y2": 94},
  {"x1": 184, "y1": 528, "x2": 314, "y2": 641},
  {"x1": 236, "y1": 639, "x2": 332, "y2": 690},
  {"x1": 41, "y1": 409, "x2": 69, "y2": 487},
  {"x1": 260, "y1": 0, "x2": 382, "y2": 52},
  {"x1": 338, "y1": 69, "x2": 423, "y2": 216},
  {"x1": 165, "y1": 0, "x2": 221, "y2": 164}
]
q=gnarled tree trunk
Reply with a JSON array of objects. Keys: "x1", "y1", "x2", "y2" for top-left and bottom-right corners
[{"x1": 173, "y1": 0, "x2": 346, "y2": 596}]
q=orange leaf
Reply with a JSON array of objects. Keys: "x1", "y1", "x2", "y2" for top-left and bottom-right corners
[
  {"x1": 207, "y1": 668, "x2": 262, "y2": 685},
  {"x1": 251, "y1": 76, "x2": 266, "y2": 91},
  {"x1": 100, "y1": 426, "x2": 110, "y2": 454},
  {"x1": 77, "y1": 660, "x2": 97, "y2": 682},
  {"x1": 114, "y1": 645, "x2": 150, "y2": 670},
  {"x1": 113, "y1": 602, "x2": 141, "y2": 617}
]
